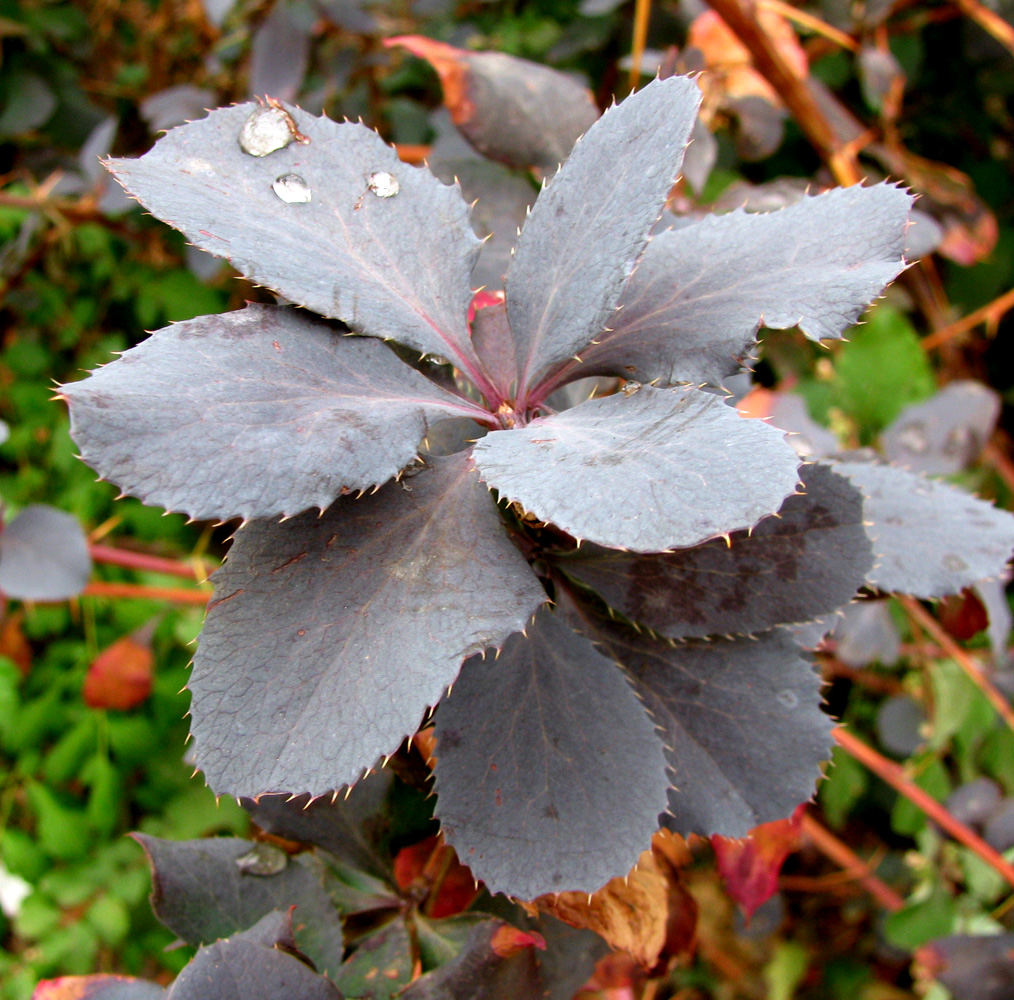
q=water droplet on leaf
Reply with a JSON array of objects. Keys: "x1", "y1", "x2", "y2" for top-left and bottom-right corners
[
  {"x1": 272, "y1": 173, "x2": 312, "y2": 204},
  {"x1": 235, "y1": 842, "x2": 288, "y2": 876},
  {"x1": 620, "y1": 380, "x2": 641, "y2": 396},
  {"x1": 368, "y1": 171, "x2": 400, "y2": 198},
  {"x1": 943, "y1": 553, "x2": 969, "y2": 572},
  {"x1": 239, "y1": 106, "x2": 295, "y2": 157}
]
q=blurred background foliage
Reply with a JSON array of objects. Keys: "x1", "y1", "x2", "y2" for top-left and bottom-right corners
[{"x1": 2, "y1": 0, "x2": 1014, "y2": 998}]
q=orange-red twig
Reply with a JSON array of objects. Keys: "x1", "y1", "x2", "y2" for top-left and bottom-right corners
[
  {"x1": 834, "y1": 727, "x2": 1014, "y2": 890},
  {"x1": 900, "y1": 596, "x2": 1014, "y2": 733},
  {"x1": 758, "y1": 0, "x2": 859, "y2": 51},
  {"x1": 628, "y1": 0, "x2": 652, "y2": 89},
  {"x1": 921, "y1": 286, "x2": 1014, "y2": 352},
  {"x1": 90, "y1": 543, "x2": 206, "y2": 580},
  {"x1": 953, "y1": 0, "x2": 1014, "y2": 56},
  {"x1": 84, "y1": 581, "x2": 210, "y2": 605},
  {"x1": 703, "y1": 0, "x2": 860, "y2": 184},
  {"x1": 800, "y1": 813, "x2": 905, "y2": 911}
]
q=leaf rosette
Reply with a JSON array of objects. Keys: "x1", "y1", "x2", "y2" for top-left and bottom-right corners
[{"x1": 61, "y1": 76, "x2": 966, "y2": 899}]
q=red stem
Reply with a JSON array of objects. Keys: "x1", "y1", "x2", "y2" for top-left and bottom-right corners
[
  {"x1": 834, "y1": 727, "x2": 1014, "y2": 890},
  {"x1": 84, "y1": 581, "x2": 210, "y2": 605},
  {"x1": 90, "y1": 543, "x2": 207, "y2": 580}
]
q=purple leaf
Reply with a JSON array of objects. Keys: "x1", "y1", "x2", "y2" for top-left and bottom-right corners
[
  {"x1": 553, "y1": 184, "x2": 913, "y2": 389},
  {"x1": 249, "y1": 1, "x2": 312, "y2": 103},
  {"x1": 388, "y1": 38, "x2": 598, "y2": 171},
  {"x1": 333, "y1": 918, "x2": 412, "y2": 1000},
  {"x1": 243, "y1": 770, "x2": 395, "y2": 876},
  {"x1": 62, "y1": 305, "x2": 483, "y2": 522},
  {"x1": 926, "y1": 934, "x2": 1014, "y2": 1000},
  {"x1": 140, "y1": 86, "x2": 215, "y2": 133},
  {"x1": 0, "y1": 505, "x2": 91, "y2": 601},
  {"x1": 881, "y1": 380, "x2": 1000, "y2": 475},
  {"x1": 834, "y1": 461, "x2": 1014, "y2": 597},
  {"x1": 831, "y1": 600, "x2": 901, "y2": 668},
  {"x1": 506, "y1": 76, "x2": 701, "y2": 395},
  {"x1": 574, "y1": 610, "x2": 832, "y2": 837},
  {"x1": 431, "y1": 159, "x2": 533, "y2": 290},
  {"x1": 472, "y1": 386, "x2": 800, "y2": 552},
  {"x1": 167, "y1": 918, "x2": 343, "y2": 1000},
  {"x1": 433, "y1": 605, "x2": 669, "y2": 898},
  {"x1": 190, "y1": 454, "x2": 546, "y2": 797},
  {"x1": 470, "y1": 302, "x2": 516, "y2": 404},
  {"x1": 106, "y1": 103, "x2": 484, "y2": 378},
  {"x1": 558, "y1": 463, "x2": 871, "y2": 638},
  {"x1": 133, "y1": 834, "x2": 344, "y2": 974},
  {"x1": 401, "y1": 918, "x2": 543, "y2": 1000}
]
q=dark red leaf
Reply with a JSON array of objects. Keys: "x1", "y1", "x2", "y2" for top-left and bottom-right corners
[{"x1": 711, "y1": 805, "x2": 804, "y2": 919}]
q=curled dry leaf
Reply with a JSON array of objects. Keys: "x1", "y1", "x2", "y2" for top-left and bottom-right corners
[
  {"x1": 535, "y1": 850, "x2": 670, "y2": 968},
  {"x1": 688, "y1": 9, "x2": 807, "y2": 109}
]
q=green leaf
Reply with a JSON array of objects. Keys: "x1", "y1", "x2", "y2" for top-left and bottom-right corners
[
  {"x1": 832, "y1": 306, "x2": 935, "y2": 441},
  {"x1": 883, "y1": 884, "x2": 956, "y2": 949},
  {"x1": 26, "y1": 782, "x2": 91, "y2": 861},
  {"x1": 818, "y1": 746, "x2": 869, "y2": 829}
]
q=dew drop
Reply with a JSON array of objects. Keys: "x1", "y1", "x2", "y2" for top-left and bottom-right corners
[
  {"x1": 943, "y1": 553, "x2": 969, "y2": 572},
  {"x1": 620, "y1": 380, "x2": 641, "y2": 397},
  {"x1": 367, "y1": 171, "x2": 400, "y2": 198},
  {"x1": 272, "y1": 173, "x2": 312, "y2": 204},
  {"x1": 776, "y1": 689, "x2": 799, "y2": 709},
  {"x1": 235, "y1": 842, "x2": 288, "y2": 876},
  {"x1": 239, "y1": 106, "x2": 295, "y2": 157}
]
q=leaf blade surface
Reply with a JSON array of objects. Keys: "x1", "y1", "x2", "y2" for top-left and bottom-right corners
[
  {"x1": 433, "y1": 606, "x2": 669, "y2": 898},
  {"x1": 554, "y1": 184, "x2": 913, "y2": 388},
  {"x1": 558, "y1": 463, "x2": 871, "y2": 637},
  {"x1": 577, "y1": 617, "x2": 832, "y2": 838},
  {"x1": 62, "y1": 305, "x2": 478, "y2": 521},
  {"x1": 505, "y1": 76, "x2": 701, "y2": 392},
  {"x1": 0, "y1": 505, "x2": 91, "y2": 601},
  {"x1": 190, "y1": 454, "x2": 546, "y2": 797},
  {"x1": 834, "y1": 460, "x2": 1014, "y2": 597},
  {"x1": 106, "y1": 104, "x2": 482, "y2": 375},
  {"x1": 472, "y1": 386, "x2": 800, "y2": 552}
]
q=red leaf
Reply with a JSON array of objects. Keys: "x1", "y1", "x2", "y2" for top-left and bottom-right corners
[
  {"x1": 468, "y1": 288, "x2": 505, "y2": 324},
  {"x1": 392, "y1": 835, "x2": 480, "y2": 918},
  {"x1": 711, "y1": 805, "x2": 804, "y2": 919},
  {"x1": 938, "y1": 588, "x2": 989, "y2": 641},
  {"x1": 83, "y1": 635, "x2": 153, "y2": 710},
  {"x1": 32, "y1": 975, "x2": 157, "y2": 1000},
  {"x1": 489, "y1": 924, "x2": 545, "y2": 957}
]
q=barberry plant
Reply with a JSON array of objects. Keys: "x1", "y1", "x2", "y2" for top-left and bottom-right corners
[{"x1": 61, "y1": 76, "x2": 1014, "y2": 908}]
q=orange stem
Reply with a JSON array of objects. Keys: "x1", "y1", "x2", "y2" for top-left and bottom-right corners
[
  {"x1": 89, "y1": 543, "x2": 207, "y2": 580},
  {"x1": 899, "y1": 596, "x2": 1014, "y2": 733},
  {"x1": 758, "y1": 0, "x2": 859, "y2": 51},
  {"x1": 628, "y1": 0, "x2": 652, "y2": 90},
  {"x1": 952, "y1": 0, "x2": 1014, "y2": 56},
  {"x1": 920, "y1": 285, "x2": 1014, "y2": 352},
  {"x1": 84, "y1": 581, "x2": 210, "y2": 605},
  {"x1": 800, "y1": 813, "x2": 904, "y2": 911},
  {"x1": 834, "y1": 727, "x2": 1014, "y2": 890},
  {"x1": 703, "y1": 0, "x2": 861, "y2": 184}
]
